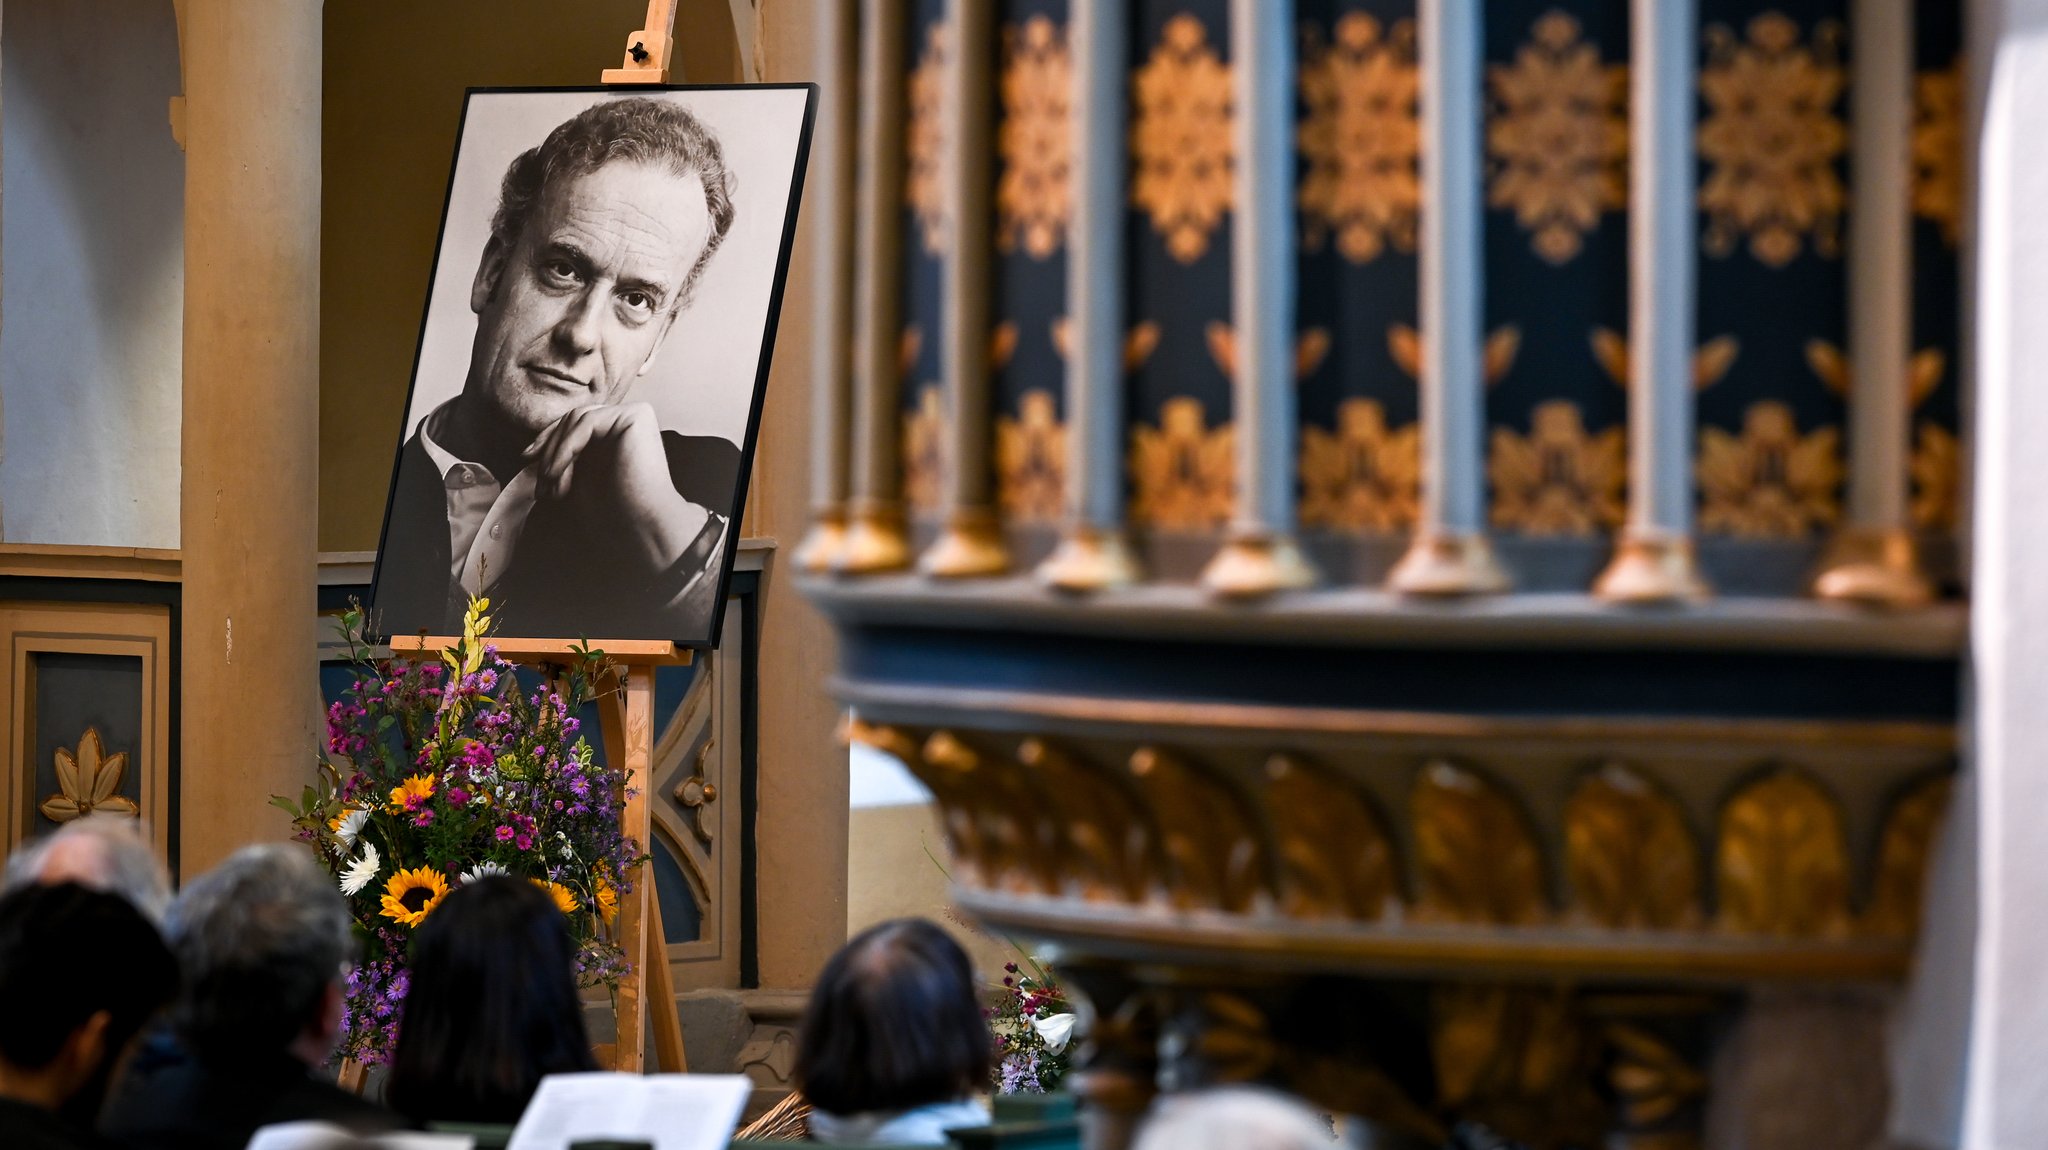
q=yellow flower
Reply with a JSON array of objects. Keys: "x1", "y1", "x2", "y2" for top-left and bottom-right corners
[
  {"x1": 594, "y1": 876, "x2": 620, "y2": 926},
  {"x1": 379, "y1": 867, "x2": 451, "y2": 928},
  {"x1": 388, "y1": 774, "x2": 436, "y2": 813},
  {"x1": 534, "y1": 879, "x2": 580, "y2": 916}
]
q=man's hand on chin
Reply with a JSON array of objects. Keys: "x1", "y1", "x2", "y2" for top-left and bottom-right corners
[{"x1": 522, "y1": 402, "x2": 712, "y2": 575}]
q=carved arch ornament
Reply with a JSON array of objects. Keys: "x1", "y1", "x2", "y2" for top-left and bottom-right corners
[{"x1": 847, "y1": 723, "x2": 1953, "y2": 954}]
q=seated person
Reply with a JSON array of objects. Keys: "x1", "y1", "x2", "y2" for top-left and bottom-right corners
[
  {"x1": 1132, "y1": 1087, "x2": 1333, "y2": 1150},
  {"x1": 100, "y1": 844, "x2": 401, "y2": 1150},
  {"x1": 0, "y1": 882, "x2": 177, "y2": 1150},
  {"x1": 795, "y1": 918, "x2": 991, "y2": 1145},
  {"x1": 386, "y1": 875, "x2": 598, "y2": 1125},
  {"x1": 3, "y1": 815, "x2": 173, "y2": 924}
]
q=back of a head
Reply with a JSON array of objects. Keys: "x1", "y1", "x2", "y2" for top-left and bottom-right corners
[
  {"x1": 795, "y1": 918, "x2": 991, "y2": 1118},
  {"x1": 1132, "y1": 1088, "x2": 1333, "y2": 1150},
  {"x1": 3, "y1": 815, "x2": 173, "y2": 924},
  {"x1": 0, "y1": 881, "x2": 176, "y2": 1083},
  {"x1": 387, "y1": 875, "x2": 596, "y2": 1124},
  {"x1": 168, "y1": 843, "x2": 349, "y2": 1063}
]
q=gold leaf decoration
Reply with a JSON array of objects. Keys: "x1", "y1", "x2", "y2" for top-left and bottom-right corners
[
  {"x1": 995, "y1": 389, "x2": 1065, "y2": 523},
  {"x1": 1413, "y1": 761, "x2": 1546, "y2": 925},
  {"x1": 990, "y1": 322, "x2": 1019, "y2": 371},
  {"x1": 1486, "y1": 11, "x2": 1628, "y2": 265},
  {"x1": 1264, "y1": 754, "x2": 1400, "y2": 921},
  {"x1": 1387, "y1": 324, "x2": 1523, "y2": 385},
  {"x1": 905, "y1": 22, "x2": 949, "y2": 255},
  {"x1": 1017, "y1": 739, "x2": 1155, "y2": 903},
  {"x1": 1915, "y1": 59, "x2": 1963, "y2": 246},
  {"x1": 1697, "y1": 402, "x2": 1843, "y2": 537},
  {"x1": 1050, "y1": 318, "x2": 1161, "y2": 372},
  {"x1": 1128, "y1": 397, "x2": 1233, "y2": 530},
  {"x1": 1488, "y1": 400, "x2": 1626, "y2": 536},
  {"x1": 1716, "y1": 769, "x2": 1851, "y2": 937},
  {"x1": 1606, "y1": 1023, "x2": 1708, "y2": 1131},
  {"x1": 901, "y1": 385, "x2": 946, "y2": 516},
  {"x1": 1127, "y1": 747, "x2": 1267, "y2": 913},
  {"x1": 39, "y1": 727, "x2": 139, "y2": 823},
  {"x1": 1564, "y1": 763, "x2": 1700, "y2": 930},
  {"x1": 1430, "y1": 987, "x2": 1607, "y2": 1148},
  {"x1": 1299, "y1": 399, "x2": 1420, "y2": 532},
  {"x1": 899, "y1": 325, "x2": 924, "y2": 380},
  {"x1": 1865, "y1": 773, "x2": 1953, "y2": 938},
  {"x1": 998, "y1": 16, "x2": 1072, "y2": 259},
  {"x1": 1591, "y1": 328, "x2": 1741, "y2": 390},
  {"x1": 1911, "y1": 423, "x2": 1960, "y2": 532},
  {"x1": 1804, "y1": 339, "x2": 1946, "y2": 407},
  {"x1": 1130, "y1": 15, "x2": 1233, "y2": 263},
  {"x1": 1204, "y1": 324, "x2": 1333, "y2": 383},
  {"x1": 1298, "y1": 13, "x2": 1420, "y2": 264},
  {"x1": 1698, "y1": 14, "x2": 1847, "y2": 267}
]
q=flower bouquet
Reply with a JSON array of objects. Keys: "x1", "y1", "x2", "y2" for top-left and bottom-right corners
[
  {"x1": 273, "y1": 597, "x2": 644, "y2": 1064},
  {"x1": 988, "y1": 959, "x2": 1076, "y2": 1095}
]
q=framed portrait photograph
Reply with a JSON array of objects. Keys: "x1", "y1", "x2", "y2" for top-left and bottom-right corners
[{"x1": 371, "y1": 84, "x2": 816, "y2": 648}]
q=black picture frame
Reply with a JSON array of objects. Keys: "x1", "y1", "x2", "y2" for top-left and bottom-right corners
[{"x1": 368, "y1": 83, "x2": 818, "y2": 651}]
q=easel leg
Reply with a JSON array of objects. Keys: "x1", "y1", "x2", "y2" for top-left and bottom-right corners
[{"x1": 647, "y1": 894, "x2": 689, "y2": 1072}]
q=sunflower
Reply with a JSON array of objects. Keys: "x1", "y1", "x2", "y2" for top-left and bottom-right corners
[
  {"x1": 387, "y1": 774, "x2": 436, "y2": 813},
  {"x1": 594, "y1": 876, "x2": 619, "y2": 926},
  {"x1": 379, "y1": 866, "x2": 451, "y2": 928},
  {"x1": 533, "y1": 878, "x2": 579, "y2": 916}
]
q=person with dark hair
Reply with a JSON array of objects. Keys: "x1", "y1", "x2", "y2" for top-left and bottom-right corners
[
  {"x1": 100, "y1": 844, "x2": 401, "y2": 1150},
  {"x1": 386, "y1": 875, "x2": 598, "y2": 1124},
  {"x1": 0, "y1": 883, "x2": 176, "y2": 1150},
  {"x1": 376, "y1": 95, "x2": 743, "y2": 641},
  {"x1": 795, "y1": 918, "x2": 992, "y2": 1145}
]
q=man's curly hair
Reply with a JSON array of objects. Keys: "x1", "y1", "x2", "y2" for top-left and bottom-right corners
[{"x1": 491, "y1": 97, "x2": 738, "y2": 313}]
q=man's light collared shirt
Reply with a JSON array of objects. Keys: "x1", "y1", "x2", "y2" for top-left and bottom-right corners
[{"x1": 416, "y1": 400, "x2": 539, "y2": 598}]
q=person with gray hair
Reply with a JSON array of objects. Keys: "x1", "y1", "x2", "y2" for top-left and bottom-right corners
[
  {"x1": 99, "y1": 844, "x2": 400, "y2": 1150},
  {"x1": 1132, "y1": 1087, "x2": 1335, "y2": 1150},
  {"x1": 2, "y1": 814, "x2": 172, "y2": 924}
]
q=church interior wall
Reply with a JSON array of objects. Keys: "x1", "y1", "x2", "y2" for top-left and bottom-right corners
[{"x1": 0, "y1": 0, "x2": 184, "y2": 549}]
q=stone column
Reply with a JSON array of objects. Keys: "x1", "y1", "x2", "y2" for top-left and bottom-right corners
[
  {"x1": 919, "y1": 0, "x2": 1009, "y2": 577},
  {"x1": 1814, "y1": 0, "x2": 1933, "y2": 605},
  {"x1": 1593, "y1": 0, "x2": 1710, "y2": 601},
  {"x1": 840, "y1": 0, "x2": 914, "y2": 573},
  {"x1": 794, "y1": 0, "x2": 859, "y2": 573},
  {"x1": 1036, "y1": 0, "x2": 1142, "y2": 592},
  {"x1": 1199, "y1": 0, "x2": 1318, "y2": 597},
  {"x1": 1386, "y1": 0, "x2": 1509, "y2": 596},
  {"x1": 178, "y1": 0, "x2": 322, "y2": 874}
]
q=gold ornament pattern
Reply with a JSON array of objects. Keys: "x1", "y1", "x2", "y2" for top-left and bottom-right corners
[
  {"x1": 1697, "y1": 14, "x2": 1847, "y2": 267},
  {"x1": 1912, "y1": 424, "x2": 1960, "y2": 533},
  {"x1": 1564, "y1": 764, "x2": 1700, "y2": 931},
  {"x1": 901, "y1": 384, "x2": 946, "y2": 516},
  {"x1": 998, "y1": 16, "x2": 1072, "y2": 259},
  {"x1": 1591, "y1": 328, "x2": 1742, "y2": 391},
  {"x1": 39, "y1": 727, "x2": 139, "y2": 823},
  {"x1": 1485, "y1": 12, "x2": 1627, "y2": 265},
  {"x1": 1299, "y1": 399, "x2": 1420, "y2": 532},
  {"x1": 1488, "y1": 401, "x2": 1626, "y2": 536},
  {"x1": 1298, "y1": 13, "x2": 1420, "y2": 264},
  {"x1": 1130, "y1": 15, "x2": 1233, "y2": 263},
  {"x1": 1914, "y1": 59, "x2": 1963, "y2": 247},
  {"x1": 1865, "y1": 774, "x2": 1954, "y2": 938},
  {"x1": 1128, "y1": 396, "x2": 1233, "y2": 530},
  {"x1": 1716, "y1": 770, "x2": 1851, "y2": 938},
  {"x1": 906, "y1": 22, "x2": 948, "y2": 256},
  {"x1": 1413, "y1": 761, "x2": 1546, "y2": 927},
  {"x1": 1697, "y1": 401, "x2": 1843, "y2": 537},
  {"x1": 995, "y1": 389, "x2": 1066, "y2": 523}
]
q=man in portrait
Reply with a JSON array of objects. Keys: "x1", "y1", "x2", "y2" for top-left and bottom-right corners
[{"x1": 376, "y1": 97, "x2": 742, "y2": 641}]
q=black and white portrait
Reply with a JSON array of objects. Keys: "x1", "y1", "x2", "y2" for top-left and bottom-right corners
[{"x1": 373, "y1": 86, "x2": 814, "y2": 646}]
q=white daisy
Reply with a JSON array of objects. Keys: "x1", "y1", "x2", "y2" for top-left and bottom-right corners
[
  {"x1": 339, "y1": 842, "x2": 380, "y2": 896},
  {"x1": 333, "y1": 808, "x2": 370, "y2": 849},
  {"x1": 461, "y1": 861, "x2": 510, "y2": 885}
]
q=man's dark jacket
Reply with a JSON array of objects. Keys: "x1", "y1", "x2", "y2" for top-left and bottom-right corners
[
  {"x1": 99, "y1": 1030, "x2": 401, "y2": 1150},
  {"x1": 374, "y1": 428, "x2": 739, "y2": 642}
]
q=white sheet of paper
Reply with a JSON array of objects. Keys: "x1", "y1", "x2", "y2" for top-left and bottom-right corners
[{"x1": 507, "y1": 1072, "x2": 753, "y2": 1150}]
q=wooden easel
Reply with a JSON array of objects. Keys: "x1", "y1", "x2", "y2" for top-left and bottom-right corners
[
  {"x1": 600, "y1": 0, "x2": 680, "y2": 85},
  {"x1": 393, "y1": 635, "x2": 691, "y2": 1075}
]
